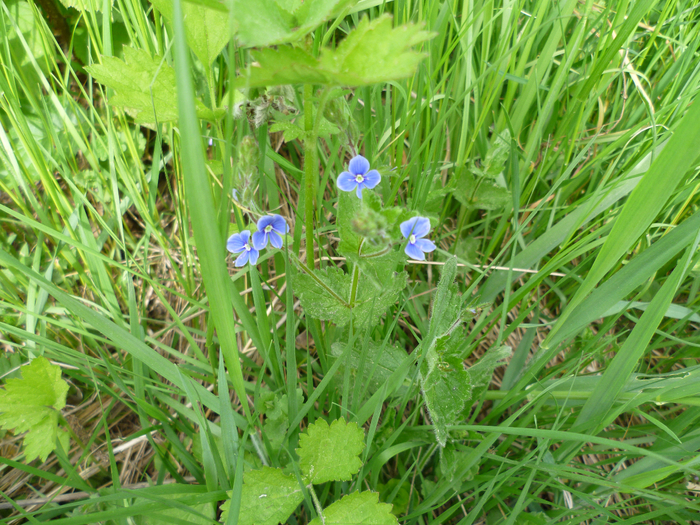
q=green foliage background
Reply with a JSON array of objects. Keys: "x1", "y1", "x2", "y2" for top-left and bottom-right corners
[{"x1": 1, "y1": 0, "x2": 700, "y2": 523}]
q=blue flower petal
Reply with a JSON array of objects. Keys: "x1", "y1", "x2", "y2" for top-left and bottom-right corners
[
  {"x1": 270, "y1": 214, "x2": 288, "y2": 234},
  {"x1": 226, "y1": 233, "x2": 246, "y2": 253},
  {"x1": 405, "y1": 242, "x2": 426, "y2": 260},
  {"x1": 363, "y1": 169, "x2": 381, "y2": 189},
  {"x1": 356, "y1": 184, "x2": 364, "y2": 199},
  {"x1": 252, "y1": 230, "x2": 268, "y2": 250},
  {"x1": 348, "y1": 155, "x2": 370, "y2": 176},
  {"x1": 248, "y1": 248, "x2": 260, "y2": 265},
  {"x1": 337, "y1": 171, "x2": 357, "y2": 192},
  {"x1": 257, "y1": 215, "x2": 275, "y2": 231},
  {"x1": 400, "y1": 217, "x2": 419, "y2": 239},
  {"x1": 235, "y1": 250, "x2": 250, "y2": 267},
  {"x1": 411, "y1": 217, "x2": 431, "y2": 238},
  {"x1": 414, "y1": 238, "x2": 436, "y2": 253},
  {"x1": 269, "y1": 231, "x2": 283, "y2": 249}
]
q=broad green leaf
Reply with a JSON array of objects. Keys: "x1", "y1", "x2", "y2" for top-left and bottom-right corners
[
  {"x1": 255, "y1": 388, "x2": 304, "y2": 451},
  {"x1": 467, "y1": 345, "x2": 512, "y2": 403},
  {"x1": 150, "y1": 0, "x2": 229, "y2": 67},
  {"x1": 473, "y1": 129, "x2": 510, "y2": 179},
  {"x1": 291, "y1": 266, "x2": 352, "y2": 326},
  {"x1": 0, "y1": 357, "x2": 69, "y2": 462},
  {"x1": 85, "y1": 47, "x2": 219, "y2": 123},
  {"x1": 297, "y1": 418, "x2": 364, "y2": 484},
  {"x1": 451, "y1": 171, "x2": 511, "y2": 211},
  {"x1": 236, "y1": 15, "x2": 433, "y2": 88},
  {"x1": 337, "y1": 190, "x2": 363, "y2": 256},
  {"x1": 309, "y1": 491, "x2": 397, "y2": 525},
  {"x1": 420, "y1": 331, "x2": 472, "y2": 447},
  {"x1": 428, "y1": 257, "x2": 462, "y2": 337},
  {"x1": 220, "y1": 467, "x2": 304, "y2": 525},
  {"x1": 353, "y1": 269, "x2": 407, "y2": 326},
  {"x1": 439, "y1": 443, "x2": 477, "y2": 483},
  {"x1": 231, "y1": 0, "x2": 356, "y2": 47}
]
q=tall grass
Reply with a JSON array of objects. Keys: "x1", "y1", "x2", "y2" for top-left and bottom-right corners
[{"x1": 1, "y1": 0, "x2": 700, "y2": 523}]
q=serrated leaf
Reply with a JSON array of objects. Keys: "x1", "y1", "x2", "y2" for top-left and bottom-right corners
[
  {"x1": 309, "y1": 491, "x2": 397, "y2": 525},
  {"x1": 428, "y1": 257, "x2": 462, "y2": 337},
  {"x1": 291, "y1": 266, "x2": 353, "y2": 326},
  {"x1": 420, "y1": 331, "x2": 472, "y2": 447},
  {"x1": 232, "y1": 0, "x2": 356, "y2": 47},
  {"x1": 220, "y1": 467, "x2": 304, "y2": 525},
  {"x1": 269, "y1": 119, "x2": 305, "y2": 142},
  {"x1": 452, "y1": 172, "x2": 511, "y2": 211},
  {"x1": 255, "y1": 388, "x2": 304, "y2": 451},
  {"x1": 0, "y1": 357, "x2": 69, "y2": 462},
  {"x1": 297, "y1": 419, "x2": 364, "y2": 484},
  {"x1": 150, "y1": 0, "x2": 229, "y2": 67},
  {"x1": 85, "y1": 47, "x2": 220, "y2": 123},
  {"x1": 478, "y1": 129, "x2": 511, "y2": 179},
  {"x1": 439, "y1": 443, "x2": 477, "y2": 483},
  {"x1": 236, "y1": 15, "x2": 433, "y2": 88},
  {"x1": 353, "y1": 270, "x2": 407, "y2": 327}
]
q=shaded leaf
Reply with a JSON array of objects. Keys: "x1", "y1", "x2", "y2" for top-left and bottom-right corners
[
  {"x1": 467, "y1": 345, "x2": 512, "y2": 402},
  {"x1": 0, "y1": 357, "x2": 69, "y2": 462},
  {"x1": 297, "y1": 418, "x2": 365, "y2": 484},
  {"x1": 309, "y1": 491, "x2": 397, "y2": 525},
  {"x1": 220, "y1": 467, "x2": 304, "y2": 525},
  {"x1": 452, "y1": 172, "x2": 512, "y2": 211}
]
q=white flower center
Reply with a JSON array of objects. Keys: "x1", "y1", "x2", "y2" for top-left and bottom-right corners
[
  {"x1": 355, "y1": 174, "x2": 365, "y2": 183},
  {"x1": 409, "y1": 234, "x2": 416, "y2": 244},
  {"x1": 244, "y1": 243, "x2": 251, "y2": 251},
  {"x1": 265, "y1": 225, "x2": 273, "y2": 233}
]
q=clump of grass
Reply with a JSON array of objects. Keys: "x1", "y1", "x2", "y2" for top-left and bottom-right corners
[{"x1": 1, "y1": 0, "x2": 700, "y2": 524}]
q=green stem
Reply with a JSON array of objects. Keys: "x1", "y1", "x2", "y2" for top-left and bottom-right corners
[
  {"x1": 308, "y1": 485, "x2": 325, "y2": 525},
  {"x1": 349, "y1": 264, "x2": 360, "y2": 306},
  {"x1": 303, "y1": 84, "x2": 316, "y2": 268}
]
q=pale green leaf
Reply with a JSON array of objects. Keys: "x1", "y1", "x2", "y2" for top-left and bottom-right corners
[
  {"x1": 150, "y1": 0, "x2": 230, "y2": 67},
  {"x1": 309, "y1": 491, "x2": 397, "y2": 525},
  {"x1": 297, "y1": 418, "x2": 365, "y2": 484},
  {"x1": 236, "y1": 15, "x2": 433, "y2": 88},
  {"x1": 0, "y1": 356, "x2": 69, "y2": 462},
  {"x1": 85, "y1": 47, "x2": 219, "y2": 123},
  {"x1": 231, "y1": 0, "x2": 356, "y2": 47},
  {"x1": 220, "y1": 467, "x2": 303, "y2": 525},
  {"x1": 420, "y1": 331, "x2": 472, "y2": 447},
  {"x1": 58, "y1": 0, "x2": 111, "y2": 11}
]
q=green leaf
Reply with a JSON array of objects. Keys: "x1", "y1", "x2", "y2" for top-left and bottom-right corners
[
  {"x1": 451, "y1": 171, "x2": 512, "y2": 211},
  {"x1": 150, "y1": 0, "x2": 229, "y2": 68},
  {"x1": 353, "y1": 269, "x2": 407, "y2": 327},
  {"x1": 291, "y1": 266, "x2": 353, "y2": 326},
  {"x1": 220, "y1": 467, "x2": 304, "y2": 525},
  {"x1": 235, "y1": 15, "x2": 433, "y2": 88},
  {"x1": 297, "y1": 418, "x2": 365, "y2": 484},
  {"x1": 331, "y1": 341, "x2": 413, "y2": 401},
  {"x1": 473, "y1": 129, "x2": 511, "y2": 179},
  {"x1": 0, "y1": 356, "x2": 69, "y2": 462},
  {"x1": 255, "y1": 388, "x2": 304, "y2": 451},
  {"x1": 85, "y1": 47, "x2": 220, "y2": 123},
  {"x1": 309, "y1": 491, "x2": 397, "y2": 525},
  {"x1": 420, "y1": 331, "x2": 472, "y2": 447},
  {"x1": 58, "y1": 0, "x2": 111, "y2": 11},
  {"x1": 467, "y1": 345, "x2": 511, "y2": 402},
  {"x1": 231, "y1": 0, "x2": 355, "y2": 47},
  {"x1": 439, "y1": 443, "x2": 477, "y2": 483}
]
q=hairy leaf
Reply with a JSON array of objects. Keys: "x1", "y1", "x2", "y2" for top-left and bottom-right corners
[
  {"x1": 467, "y1": 345, "x2": 512, "y2": 402},
  {"x1": 220, "y1": 467, "x2": 303, "y2": 525},
  {"x1": 236, "y1": 16, "x2": 432, "y2": 88},
  {"x1": 0, "y1": 357, "x2": 69, "y2": 462},
  {"x1": 291, "y1": 266, "x2": 352, "y2": 326},
  {"x1": 297, "y1": 418, "x2": 364, "y2": 484},
  {"x1": 309, "y1": 491, "x2": 397, "y2": 525},
  {"x1": 86, "y1": 47, "x2": 220, "y2": 123}
]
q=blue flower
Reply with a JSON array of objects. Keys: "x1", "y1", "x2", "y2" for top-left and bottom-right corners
[
  {"x1": 400, "y1": 217, "x2": 436, "y2": 261},
  {"x1": 252, "y1": 214, "x2": 288, "y2": 250},
  {"x1": 226, "y1": 230, "x2": 260, "y2": 267},
  {"x1": 337, "y1": 155, "x2": 381, "y2": 199}
]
